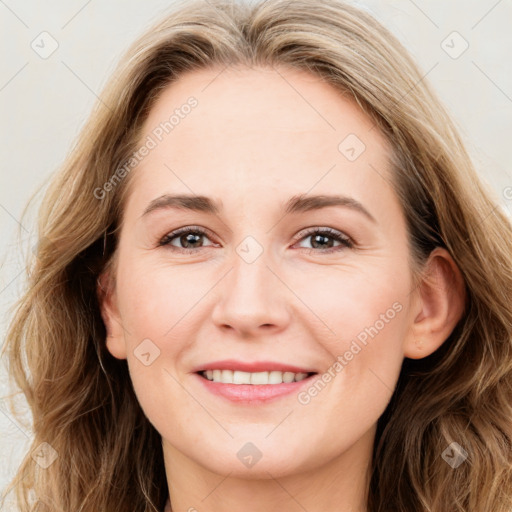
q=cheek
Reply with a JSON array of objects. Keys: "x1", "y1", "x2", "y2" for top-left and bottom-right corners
[
  {"x1": 114, "y1": 260, "x2": 203, "y2": 434},
  {"x1": 116, "y1": 254, "x2": 213, "y2": 343},
  {"x1": 296, "y1": 258, "x2": 411, "y2": 350},
  {"x1": 294, "y1": 261, "x2": 410, "y2": 415}
]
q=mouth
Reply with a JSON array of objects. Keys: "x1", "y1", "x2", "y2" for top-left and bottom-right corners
[
  {"x1": 198, "y1": 369, "x2": 316, "y2": 384},
  {"x1": 194, "y1": 369, "x2": 319, "y2": 403}
]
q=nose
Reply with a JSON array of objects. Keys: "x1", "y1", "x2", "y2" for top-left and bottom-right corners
[{"x1": 211, "y1": 248, "x2": 291, "y2": 338}]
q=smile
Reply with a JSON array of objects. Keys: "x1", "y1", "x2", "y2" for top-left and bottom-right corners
[
  {"x1": 195, "y1": 369, "x2": 319, "y2": 403},
  {"x1": 200, "y1": 369, "x2": 313, "y2": 384}
]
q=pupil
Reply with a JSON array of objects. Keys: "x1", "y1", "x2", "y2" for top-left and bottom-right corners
[
  {"x1": 183, "y1": 233, "x2": 201, "y2": 248},
  {"x1": 312, "y1": 234, "x2": 332, "y2": 248}
]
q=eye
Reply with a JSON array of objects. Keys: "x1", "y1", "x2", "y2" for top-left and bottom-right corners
[
  {"x1": 158, "y1": 226, "x2": 354, "y2": 255},
  {"x1": 158, "y1": 226, "x2": 216, "y2": 254},
  {"x1": 293, "y1": 227, "x2": 354, "y2": 254}
]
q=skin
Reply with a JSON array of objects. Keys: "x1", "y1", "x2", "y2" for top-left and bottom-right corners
[{"x1": 98, "y1": 65, "x2": 465, "y2": 512}]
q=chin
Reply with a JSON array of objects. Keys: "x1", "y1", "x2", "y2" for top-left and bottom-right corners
[
  {"x1": 202, "y1": 456, "x2": 307, "y2": 480},
  {"x1": 183, "y1": 438, "x2": 310, "y2": 478}
]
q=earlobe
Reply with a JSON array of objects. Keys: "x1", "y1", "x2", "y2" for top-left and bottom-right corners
[
  {"x1": 404, "y1": 247, "x2": 466, "y2": 360},
  {"x1": 96, "y1": 270, "x2": 128, "y2": 360}
]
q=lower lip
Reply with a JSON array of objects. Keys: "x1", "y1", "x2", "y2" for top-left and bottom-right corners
[{"x1": 194, "y1": 373, "x2": 317, "y2": 403}]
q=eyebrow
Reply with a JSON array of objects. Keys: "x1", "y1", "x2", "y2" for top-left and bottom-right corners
[{"x1": 141, "y1": 193, "x2": 376, "y2": 223}]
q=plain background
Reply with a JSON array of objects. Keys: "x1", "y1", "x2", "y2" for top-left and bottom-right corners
[{"x1": 1, "y1": 0, "x2": 511, "y2": 505}]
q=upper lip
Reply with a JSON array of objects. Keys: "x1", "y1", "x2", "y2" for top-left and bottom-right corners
[{"x1": 192, "y1": 359, "x2": 317, "y2": 374}]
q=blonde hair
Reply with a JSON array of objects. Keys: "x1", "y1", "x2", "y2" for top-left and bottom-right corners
[{"x1": 2, "y1": 0, "x2": 511, "y2": 510}]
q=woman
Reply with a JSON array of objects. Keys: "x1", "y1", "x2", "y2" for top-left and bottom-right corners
[{"x1": 2, "y1": 0, "x2": 511, "y2": 510}]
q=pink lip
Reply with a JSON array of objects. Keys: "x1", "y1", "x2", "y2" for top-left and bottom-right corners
[
  {"x1": 194, "y1": 372, "x2": 317, "y2": 403},
  {"x1": 191, "y1": 359, "x2": 316, "y2": 374}
]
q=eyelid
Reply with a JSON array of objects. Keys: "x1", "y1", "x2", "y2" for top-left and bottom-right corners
[
  {"x1": 292, "y1": 226, "x2": 354, "y2": 244},
  {"x1": 157, "y1": 225, "x2": 218, "y2": 248},
  {"x1": 158, "y1": 224, "x2": 355, "y2": 253}
]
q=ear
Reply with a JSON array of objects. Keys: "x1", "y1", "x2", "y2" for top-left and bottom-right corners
[
  {"x1": 403, "y1": 247, "x2": 466, "y2": 359},
  {"x1": 97, "y1": 268, "x2": 127, "y2": 360}
]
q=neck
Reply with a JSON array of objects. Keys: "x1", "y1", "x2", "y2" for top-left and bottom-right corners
[{"x1": 162, "y1": 426, "x2": 374, "y2": 512}]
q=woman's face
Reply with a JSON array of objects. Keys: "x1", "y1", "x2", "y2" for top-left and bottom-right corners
[{"x1": 102, "y1": 65, "x2": 423, "y2": 478}]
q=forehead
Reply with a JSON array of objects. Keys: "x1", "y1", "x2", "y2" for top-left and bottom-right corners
[
  {"x1": 142, "y1": 64, "x2": 383, "y2": 145},
  {"x1": 122, "y1": 65, "x2": 395, "y2": 219}
]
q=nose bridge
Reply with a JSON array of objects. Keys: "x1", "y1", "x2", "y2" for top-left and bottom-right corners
[{"x1": 211, "y1": 234, "x2": 289, "y2": 333}]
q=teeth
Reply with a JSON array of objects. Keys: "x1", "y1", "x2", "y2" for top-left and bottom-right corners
[
  {"x1": 221, "y1": 369, "x2": 233, "y2": 384},
  {"x1": 283, "y1": 372, "x2": 295, "y2": 383},
  {"x1": 202, "y1": 370, "x2": 310, "y2": 384},
  {"x1": 250, "y1": 371, "x2": 269, "y2": 385},
  {"x1": 233, "y1": 370, "x2": 251, "y2": 384},
  {"x1": 268, "y1": 371, "x2": 283, "y2": 384}
]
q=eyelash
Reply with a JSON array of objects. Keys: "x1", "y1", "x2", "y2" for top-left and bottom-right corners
[{"x1": 157, "y1": 226, "x2": 355, "y2": 255}]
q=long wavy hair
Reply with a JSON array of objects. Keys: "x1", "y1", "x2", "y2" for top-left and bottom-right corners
[{"x1": 2, "y1": 0, "x2": 511, "y2": 510}]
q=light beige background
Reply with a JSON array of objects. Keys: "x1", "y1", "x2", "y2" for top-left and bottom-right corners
[{"x1": 1, "y1": 0, "x2": 511, "y2": 505}]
